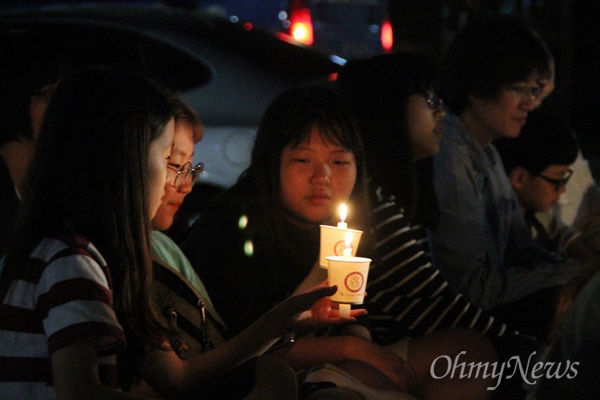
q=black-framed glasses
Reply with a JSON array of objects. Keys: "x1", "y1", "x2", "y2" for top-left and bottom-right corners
[
  {"x1": 420, "y1": 89, "x2": 443, "y2": 110},
  {"x1": 167, "y1": 161, "x2": 204, "y2": 187},
  {"x1": 507, "y1": 84, "x2": 544, "y2": 101},
  {"x1": 536, "y1": 169, "x2": 573, "y2": 191}
]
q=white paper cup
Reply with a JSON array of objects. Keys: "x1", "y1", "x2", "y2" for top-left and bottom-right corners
[
  {"x1": 326, "y1": 255, "x2": 371, "y2": 304},
  {"x1": 319, "y1": 225, "x2": 363, "y2": 268}
]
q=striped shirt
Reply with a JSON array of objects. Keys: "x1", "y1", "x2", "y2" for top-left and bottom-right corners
[
  {"x1": 366, "y1": 183, "x2": 514, "y2": 345},
  {"x1": 0, "y1": 234, "x2": 125, "y2": 399}
]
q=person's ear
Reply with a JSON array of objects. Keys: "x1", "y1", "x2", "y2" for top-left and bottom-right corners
[{"x1": 508, "y1": 166, "x2": 528, "y2": 190}]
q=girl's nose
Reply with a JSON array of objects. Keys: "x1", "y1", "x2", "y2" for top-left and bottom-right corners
[
  {"x1": 434, "y1": 106, "x2": 446, "y2": 120},
  {"x1": 311, "y1": 163, "x2": 331, "y2": 185}
]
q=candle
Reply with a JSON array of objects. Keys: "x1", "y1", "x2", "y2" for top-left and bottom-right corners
[
  {"x1": 339, "y1": 303, "x2": 351, "y2": 318},
  {"x1": 337, "y1": 203, "x2": 347, "y2": 229},
  {"x1": 342, "y1": 231, "x2": 353, "y2": 258}
]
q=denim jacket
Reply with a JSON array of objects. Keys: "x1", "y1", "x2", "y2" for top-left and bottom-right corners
[{"x1": 431, "y1": 110, "x2": 579, "y2": 309}]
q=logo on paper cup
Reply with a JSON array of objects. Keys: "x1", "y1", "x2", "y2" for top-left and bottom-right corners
[
  {"x1": 344, "y1": 272, "x2": 365, "y2": 293},
  {"x1": 333, "y1": 240, "x2": 346, "y2": 256}
]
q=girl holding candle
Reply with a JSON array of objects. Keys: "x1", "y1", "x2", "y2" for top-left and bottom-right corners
[
  {"x1": 0, "y1": 70, "x2": 362, "y2": 400},
  {"x1": 182, "y1": 86, "x2": 496, "y2": 400}
]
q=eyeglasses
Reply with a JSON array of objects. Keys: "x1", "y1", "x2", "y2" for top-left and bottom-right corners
[
  {"x1": 420, "y1": 90, "x2": 444, "y2": 110},
  {"x1": 536, "y1": 169, "x2": 573, "y2": 191},
  {"x1": 167, "y1": 161, "x2": 204, "y2": 187},
  {"x1": 507, "y1": 84, "x2": 544, "y2": 101}
]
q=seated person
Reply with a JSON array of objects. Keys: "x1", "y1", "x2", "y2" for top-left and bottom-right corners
[
  {"x1": 540, "y1": 150, "x2": 600, "y2": 254},
  {"x1": 336, "y1": 50, "x2": 515, "y2": 342},
  {"x1": 432, "y1": 15, "x2": 580, "y2": 340},
  {"x1": 494, "y1": 109, "x2": 590, "y2": 258},
  {"x1": 0, "y1": 37, "x2": 72, "y2": 252}
]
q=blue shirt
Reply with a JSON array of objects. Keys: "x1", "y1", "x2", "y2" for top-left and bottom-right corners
[{"x1": 431, "y1": 110, "x2": 579, "y2": 309}]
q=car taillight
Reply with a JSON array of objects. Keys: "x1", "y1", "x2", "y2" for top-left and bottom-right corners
[
  {"x1": 381, "y1": 18, "x2": 393, "y2": 52},
  {"x1": 290, "y1": 7, "x2": 313, "y2": 45}
]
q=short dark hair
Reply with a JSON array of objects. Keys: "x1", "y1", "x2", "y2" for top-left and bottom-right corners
[
  {"x1": 0, "y1": 33, "x2": 74, "y2": 145},
  {"x1": 168, "y1": 94, "x2": 203, "y2": 142},
  {"x1": 439, "y1": 15, "x2": 552, "y2": 115},
  {"x1": 495, "y1": 110, "x2": 579, "y2": 176}
]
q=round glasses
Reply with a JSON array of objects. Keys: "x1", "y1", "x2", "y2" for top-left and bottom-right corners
[{"x1": 167, "y1": 161, "x2": 204, "y2": 187}]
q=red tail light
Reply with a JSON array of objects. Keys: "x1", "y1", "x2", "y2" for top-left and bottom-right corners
[
  {"x1": 381, "y1": 18, "x2": 393, "y2": 52},
  {"x1": 290, "y1": 7, "x2": 313, "y2": 45}
]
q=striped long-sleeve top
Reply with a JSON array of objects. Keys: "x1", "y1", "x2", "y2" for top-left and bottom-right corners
[{"x1": 365, "y1": 183, "x2": 515, "y2": 345}]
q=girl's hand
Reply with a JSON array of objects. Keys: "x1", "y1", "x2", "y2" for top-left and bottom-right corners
[{"x1": 273, "y1": 286, "x2": 366, "y2": 335}]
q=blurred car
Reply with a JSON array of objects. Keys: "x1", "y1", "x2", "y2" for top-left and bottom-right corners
[
  {"x1": 197, "y1": 0, "x2": 393, "y2": 59},
  {"x1": 0, "y1": 2, "x2": 343, "y2": 195}
]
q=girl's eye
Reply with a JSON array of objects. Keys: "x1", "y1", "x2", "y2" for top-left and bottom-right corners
[
  {"x1": 292, "y1": 158, "x2": 309, "y2": 163},
  {"x1": 333, "y1": 160, "x2": 351, "y2": 165}
]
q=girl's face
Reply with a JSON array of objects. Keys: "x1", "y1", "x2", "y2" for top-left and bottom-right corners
[
  {"x1": 280, "y1": 127, "x2": 357, "y2": 227},
  {"x1": 152, "y1": 121, "x2": 201, "y2": 231},
  {"x1": 407, "y1": 90, "x2": 445, "y2": 161},
  {"x1": 148, "y1": 118, "x2": 175, "y2": 219},
  {"x1": 29, "y1": 82, "x2": 58, "y2": 140}
]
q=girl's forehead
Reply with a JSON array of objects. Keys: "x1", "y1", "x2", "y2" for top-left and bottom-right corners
[{"x1": 293, "y1": 126, "x2": 344, "y2": 147}]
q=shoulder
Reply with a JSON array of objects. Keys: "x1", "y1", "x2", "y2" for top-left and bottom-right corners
[
  {"x1": 26, "y1": 233, "x2": 110, "y2": 285},
  {"x1": 151, "y1": 231, "x2": 189, "y2": 272}
]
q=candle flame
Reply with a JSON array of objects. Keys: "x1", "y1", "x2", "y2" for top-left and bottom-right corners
[
  {"x1": 345, "y1": 231, "x2": 353, "y2": 249},
  {"x1": 340, "y1": 203, "x2": 347, "y2": 222}
]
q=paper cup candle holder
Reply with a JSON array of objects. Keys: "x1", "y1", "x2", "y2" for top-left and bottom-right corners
[{"x1": 319, "y1": 204, "x2": 370, "y2": 318}]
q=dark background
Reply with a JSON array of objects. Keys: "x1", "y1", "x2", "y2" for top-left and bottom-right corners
[{"x1": 4, "y1": 0, "x2": 599, "y2": 168}]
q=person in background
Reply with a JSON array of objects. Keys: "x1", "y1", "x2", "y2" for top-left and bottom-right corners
[
  {"x1": 0, "y1": 35, "x2": 72, "y2": 252},
  {"x1": 494, "y1": 109, "x2": 588, "y2": 258},
  {"x1": 336, "y1": 50, "x2": 516, "y2": 344},
  {"x1": 183, "y1": 86, "x2": 497, "y2": 400},
  {"x1": 151, "y1": 95, "x2": 209, "y2": 297},
  {"x1": 0, "y1": 68, "x2": 356, "y2": 400},
  {"x1": 532, "y1": 56, "x2": 600, "y2": 259},
  {"x1": 432, "y1": 14, "x2": 580, "y2": 340}
]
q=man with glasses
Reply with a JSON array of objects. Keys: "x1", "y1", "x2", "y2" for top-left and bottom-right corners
[{"x1": 431, "y1": 15, "x2": 581, "y2": 341}]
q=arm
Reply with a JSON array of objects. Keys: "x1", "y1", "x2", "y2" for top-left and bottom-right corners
[
  {"x1": 366, "y1": 185, "x2": 513, "y2": 340},
  {"x1": 139, "y1": 286, "x2": 365, "y2": 398},
  {"x1": 53, "y1": 342, "x2": 151, "y2": 400}
]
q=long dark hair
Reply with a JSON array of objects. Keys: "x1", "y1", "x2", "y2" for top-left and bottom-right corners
[
  {"x1": 1, "y1": 68, "x2": 172, "y2": 347},
  {"x1": 337, "y1": 51, "x2": 439, "y2": 227},
  {"x1": 237, "y1": 86, "x2": 371, "y2": 260}
]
